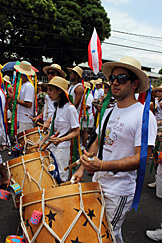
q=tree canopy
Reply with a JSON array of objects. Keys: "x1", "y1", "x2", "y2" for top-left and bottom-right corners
[{"x1": 0, "y1": 0, "x2": 111, "y2": 68}]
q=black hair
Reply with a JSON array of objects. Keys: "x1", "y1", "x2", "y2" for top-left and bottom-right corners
[{"x1": 55, "y1": 86, "x2": 69, "y2": 108}]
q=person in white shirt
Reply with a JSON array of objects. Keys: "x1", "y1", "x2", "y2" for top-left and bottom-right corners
[
  {"x1": 38, "y1": 76, "x2": 79, "y2": 182},
  {"x1": 34, "y1": 64, "x2": 66, "y2": 129},
  {"x1": 0, "y1": 89, "x2": 9, "y2": 186},
  {"x1": 73, "y1": 56, "x2": 157, "y2": 243},
  {"x1": 96, "y1": 78, "x2": 104, "y2": 99},
  {"x1": 9, "y1": 61, "x2": 35, "y2": 134}
]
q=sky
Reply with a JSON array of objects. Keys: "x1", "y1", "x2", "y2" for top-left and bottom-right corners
[{"x1": 101, "y1": 0, "x2": 162, "y2": 73}]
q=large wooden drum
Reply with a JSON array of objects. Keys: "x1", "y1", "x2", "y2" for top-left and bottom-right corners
[
  {"x1": 20, "y1": 182, "x2": 114, "y2": 243},
  {"x1": 17, "y1": 127, "x2": 45, "y2": 154},
  {"x1": 6, "y1": 151, "x2": 57, "y2": 198}
]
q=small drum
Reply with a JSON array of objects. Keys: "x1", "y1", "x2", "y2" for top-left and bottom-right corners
[
  {"x1": 20, "y1": 182, "x2": 114, "y2": 243},
  {"x1": 6, "y1": 151, "x2": 58, "y2": 207},
  {"x1": 17, "y1": 127, "x2": 45, "y2": 154}
]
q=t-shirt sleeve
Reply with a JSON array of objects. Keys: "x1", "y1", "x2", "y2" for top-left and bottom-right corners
[
  {"x1": 24, "y1": 83, "x2": 35, "y2": 102},
  {"x1": 68, "y1": 105, "x2": 79, "y2": 129},
  {"x1": 135, "y1": 110, "x2": 157, "y2": 147}
]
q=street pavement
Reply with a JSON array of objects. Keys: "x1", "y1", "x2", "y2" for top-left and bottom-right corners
[{"x1": 0, "y1": 147, "x2": 161, "y2": 242}]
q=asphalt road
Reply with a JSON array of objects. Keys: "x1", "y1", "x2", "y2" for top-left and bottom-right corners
[{"x1": 0, "y1": 147, "x2": 161, "y2": 243}]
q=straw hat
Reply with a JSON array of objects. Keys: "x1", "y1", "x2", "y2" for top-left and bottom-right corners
[
  {"x1": 67, "y1": 66, "x2": 83, "y2": 77},
  {"x1": 154, "y1": 84, "x2": 162, "y2": 91},
  {"x1": 43, "y1": 64, "x2": 65, "y2": 78},
  {"x1": 48, "y1": 76, "x2": 69, "y2": 93},
  {"x1": 14, "y1": 61, "x2": 35, "y2": 76},
  {"x1": 102, "y1": 56, "x2": 149, "y2": 93},
  {"x1": 84, "y1": 82, "x2": 91, "y2": 89},
  {"x1": 96, "y1": 78, "x2": 103, "y2": 85},
  {"x1": 3, "y1": 75, "x2": 11, "y2": 84},
  {"x1": 90, "y1": 80, "x2": 96, "y2": 85}
]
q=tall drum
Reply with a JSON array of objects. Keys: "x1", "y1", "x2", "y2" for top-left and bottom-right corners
[
  {"x1": 17, "y1": 127, "x2": 45, "y2": 154},
  {"x1": 6, "y1": 151, "x2": 58, "y2": 206},
  {"x1": 20, "y1": 182, "x2": 114, "y2": 243}
]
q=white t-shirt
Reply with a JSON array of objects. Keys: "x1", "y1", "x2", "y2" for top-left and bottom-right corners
[
  {"x1": 97, "y1": 88, "x2": 104, "y2": 99},
  {"x1": 93, "y1": 89, "x2": 99, "y2": 100},
  {"x1": 43, "y1": 94, "x2": 55, "y2": 122},
  {"x1": 86, "y1": 92, "x2": 94, "y2": 114},
  {"x1": 155, "y1": 97, "x2": 162, "y2": 120},
  {"x1": 93, "y1": 102, "x2": 157, "y2": 196},
  {"x1": 0, "y1": 89, "x2": 5, "y2": 137},
  {"x1": 17, "y1": 81, "x2": 35, "y2": 123},
  {"x1": 52, "y1": 103, "x2": 79, "y2": 148}
]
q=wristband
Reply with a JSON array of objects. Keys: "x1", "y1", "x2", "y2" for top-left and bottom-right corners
[{"x1": 100, "y1": 161, "x2": 103, "y2": 171}]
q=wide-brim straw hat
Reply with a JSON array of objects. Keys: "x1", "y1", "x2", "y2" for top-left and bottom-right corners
[
  {"x1": 67, "y1": 66, "x2": 83, "y2": 77},
  {"x1": 43, "y1": 64, "x2": 65, "y2": 78},
  {"x1": 89, "y1": 79, "x2": 96, "y2": 85},
  {"x1": 48, "y1": 76, "x2": 69, "y2": 93},
  {"x1": 14, "y1": 61, "x2": 35, "y2": 76},
  {"x1": 154, "y1": 85, "x2": 162, "y2": 91},
  {"x1": 84, "y1": 82, "x2": 91, "y2": 89},
  {"x1": 96, "y1": 78, "x2": 103, "y2": 85},
  {"x1": 3, "y1": 75, "x2": 11, "y2": 84},
  {"x1": 102, "y1": 56, "x2": 149, "y2": 93}
]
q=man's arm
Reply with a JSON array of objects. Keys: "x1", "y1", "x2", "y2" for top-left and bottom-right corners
[
  {"x1": 80, "y1": 146, "x2": 153, "y2": 173},
  {"x1": 74, "y1": 85, "x2": 84, "y2": 108},
  {"x1": 17, "y1": 99, "x2": 32, "y2": 108}
]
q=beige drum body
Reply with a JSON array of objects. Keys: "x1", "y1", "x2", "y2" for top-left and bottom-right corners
[
  {"x1": 7, "y1": 151, "x2": 57, "y2": 197},
  {"x1": 20, "y1": 182, "x2": 113, "y2": 243},
  {"x1": 17, "y1": 127, "x2": 45, "y2": 153}
]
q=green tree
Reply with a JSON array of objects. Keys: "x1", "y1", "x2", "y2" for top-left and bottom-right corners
[{"x1": 0, "y1": 0, "x2": 111, "y2": 68}]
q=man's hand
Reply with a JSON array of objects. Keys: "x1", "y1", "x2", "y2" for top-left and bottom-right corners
[{"x1": 80, "y1": 149, "x2": 101, "y2": 172}]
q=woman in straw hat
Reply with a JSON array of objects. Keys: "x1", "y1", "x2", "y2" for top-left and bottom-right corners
[
  {"x1": 37, "y1": 76, "x2": 79, "y2": 182},
  {"x1": 73, "y1": 56, "x2": 157, "y2": 243},
  {"x1": 34, "y1": 64, "x2": 66, "y2": 127}
]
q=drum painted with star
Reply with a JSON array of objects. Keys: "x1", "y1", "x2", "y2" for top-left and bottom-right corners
[{"x1": 20, "y1": 182, "x2": 114, "y2": 243}]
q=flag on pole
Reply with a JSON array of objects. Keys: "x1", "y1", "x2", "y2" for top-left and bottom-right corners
[{"x1": 88, "y1": 27, "x2": 102, "y2": 75}]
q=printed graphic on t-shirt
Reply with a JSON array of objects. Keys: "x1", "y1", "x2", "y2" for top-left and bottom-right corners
[{"x1": 104, "y1": 117, "x2": 124, "y2": 148}]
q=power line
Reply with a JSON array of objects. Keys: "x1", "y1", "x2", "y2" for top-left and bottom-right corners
[{"x1": 112, "y1": 30, "x2": 162, "y2": 40}]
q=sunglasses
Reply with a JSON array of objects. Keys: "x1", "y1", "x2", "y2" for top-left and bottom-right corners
[
  {"x1": 109, "y1": 74, "x2": 131, "y2": 85},
  {"x1": 47, "y1": 71, "x2": 57, "y2": 76}
]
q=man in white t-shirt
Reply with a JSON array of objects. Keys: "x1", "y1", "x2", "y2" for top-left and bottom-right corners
[
  {"x1": 9, "y1": 61, "x2": 35, "y2": 134},
  {"x1": 73, "y1": 56, "x2": 157, "y2": 243},
  {"x1": 96, "y1": 78, "x2": 104, "y2": 99},
  {"x1": 0, "y1": 89, "x2": 9, "y2": 186}
]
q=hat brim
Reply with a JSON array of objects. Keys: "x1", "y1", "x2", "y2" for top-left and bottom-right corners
[
  {"x1": 3, "y1": 78, "x2": 11, "y2": 84},
  {"x1": 102, "y1": 62, "x2": 149, "y2": 93},
  {"x1": 67, "y1": 67, "x2": 82, "y2": 77},
  {"x1": 47, "y1": 82, "x2": 67, "y2": 93},
  {"x1": 14, "y1": 65, "x2": 35, "y2": 76},
  {"x1": 43, "y1": 66, "x2": 65, "y2": 78}
]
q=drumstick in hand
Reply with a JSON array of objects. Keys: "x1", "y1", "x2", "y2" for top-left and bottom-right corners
[
  {"x1": 64, "y1": 152, "x2": 95, "y2": 171},
  {"x1": 25, "y1": 114, "x2": 43, "y2": 127},
  {"x1": 41, "y1": 131, "x2": 60, "y2": 151}
]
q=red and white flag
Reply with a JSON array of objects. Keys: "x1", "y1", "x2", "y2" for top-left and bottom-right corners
[{"x1": 88, "y1": 27, "x2": 102, "y2": 75}]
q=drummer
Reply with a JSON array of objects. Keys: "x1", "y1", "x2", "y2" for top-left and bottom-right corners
[
  {"x1": 8, "y1": 61, "x2": 35, "y2": 133},
  {"x1": 37, "y1": 76, "x2": 79, "y2": 182},
  {"x1": 34, "y1": 64, "x2": 66, "y2": 130}
]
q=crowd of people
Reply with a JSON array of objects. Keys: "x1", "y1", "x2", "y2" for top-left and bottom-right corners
[{"x1": 0, "y1": 56, "x2": 162, "y2": 242}]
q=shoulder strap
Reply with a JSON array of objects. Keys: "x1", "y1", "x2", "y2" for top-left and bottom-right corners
[{"x1": 98, "y1": 108, "x2": 114, "y2": 160}]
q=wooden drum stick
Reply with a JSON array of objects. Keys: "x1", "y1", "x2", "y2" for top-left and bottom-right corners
[
  {"x1": 41, "y1": 131, "x2": 60, "y2": 151},
  {"x1": 60, "y1": 178, "x2": 84, "y2": 186},
  {"x1": 25, "y1": 114, "x2": 44, "y2": 127},
  {"x1": 64, "y1": 152, "x2": 95, "y2": 171}
]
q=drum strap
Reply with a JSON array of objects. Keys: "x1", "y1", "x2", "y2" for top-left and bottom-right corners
[{"x1": 98, "y1": 109, "x2": 114, "y2": 160}]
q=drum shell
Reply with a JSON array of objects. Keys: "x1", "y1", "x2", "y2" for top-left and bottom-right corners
[
  {"x1": 17, "y1": 127, "x2": 45, "y2": 154},
  {"x1": 21, "y1": 182, "x2": 113, "y2": 243},
  {"x1": 7, "y1": 151, "x2": 57, "y2": 199}
]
